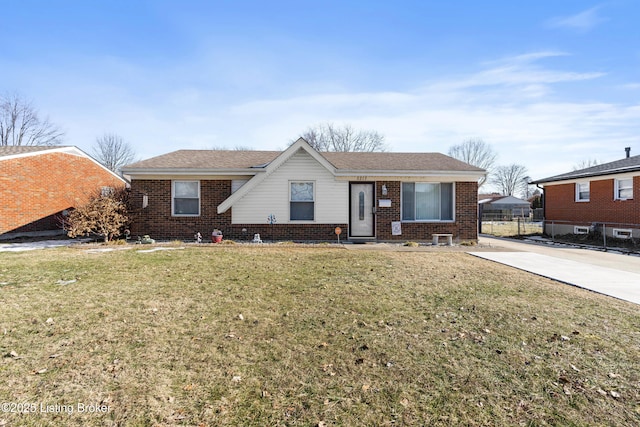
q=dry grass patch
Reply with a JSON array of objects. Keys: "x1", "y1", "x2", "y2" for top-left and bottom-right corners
[
  {"x1": 0, "y1": 246, "x2": 639, "y2": 426},
  {"x1": 482, "y1": 221, "x2": 543, "y2": 237}
]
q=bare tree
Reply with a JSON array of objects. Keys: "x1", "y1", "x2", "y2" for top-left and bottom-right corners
[
  {"x1": 572, "y1": 158, "x2": 600, "y2": 171},
  {"x1": 92, "y1": 133, "x2": 137, "y2": 174},
  {"x1": 0, "y1": 93, "x2": 64, "y2": 146},
  {"x1": 298, "y1": 123, "x2": 387, "y2": 152},
  {"x1": 520, "y1": 175, "x2": 535, "y2": 199},
  {"x1": 492, "y1": 164, "x2": 529, "y2": 197},
  {"x1": 448, "y1": 138, "x2": 497, "y2": 187},
  {"x1": 210, "y1": 145, "x2": 254, "y2": 150}
]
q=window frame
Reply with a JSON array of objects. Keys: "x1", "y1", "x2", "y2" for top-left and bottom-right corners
[
  {"x1": 614, "y1": 178, "x2": 633, "y2": 200},
  {"x1": 575, "y1": 181, "x2": 590, "y2": 202},
  {"x1": 172, "y1": 180, "x2": 201, "y2": 217},
  {"x1": 401, "y1": 182, "x2": 455, "y2": 222},
  {"x1": 289, "y1": 181, "x2": 315, "y2": 221}
]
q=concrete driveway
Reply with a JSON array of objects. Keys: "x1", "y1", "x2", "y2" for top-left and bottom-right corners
[{"x1": 470, "y1": 236, "x2": 640, "y2": 305}]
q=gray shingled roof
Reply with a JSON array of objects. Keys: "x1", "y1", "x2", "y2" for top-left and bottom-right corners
[
  {"x1": 532, "y1": 155, "x2": 640, "y2": 184},
  {"x1": 0, "y1": 146, "x2": 62, "y2": 157},
  {"x1": 123, "y1": 149, "x2": 484, "y2": 172},
  {"x1": 321, "y1": 151, "x2": 482, "y2": 171},
  {"x1": 124, "y1": 150, "x2": 281, "y2": 170}
]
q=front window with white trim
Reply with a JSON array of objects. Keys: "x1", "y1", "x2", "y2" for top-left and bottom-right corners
[
  {"x1": 290, "y1": 182, "x2": 314, "y2": 221},
  {"x1": 575, "y1": 182, "x2": 590, "y2": 202},
  {"x1": 615, "y1": 178, "x2": 633, "y2": 200},
  {"x1": 172, "y1": 181, "x2": 200, "y2": 216}
]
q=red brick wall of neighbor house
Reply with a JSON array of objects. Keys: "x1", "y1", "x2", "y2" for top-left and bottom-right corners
[
  {"x1": 0, "y1": 152, "x2": 125, "y2": 235},
  {"x1": 544, "y1": 177, "x2": 640, "y2": 225},
  {"x1": 129, "y1": 179, "x2": 478, "y2": 241}
]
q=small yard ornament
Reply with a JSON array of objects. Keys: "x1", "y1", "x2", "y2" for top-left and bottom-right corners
[
  {"x1": 211, "y1": 229, "x2": 223, "y2": 243},
  {"x1": 139, "y1": 235, "x2": 155, "y2": 244},
  {"x1": 268, "y1": 214, "x2": 276, "y2": 241},
  {"x1": 194, "y1": 232, "x2": 202, "y2": 243},
  {"x1": 252, "y1": 234, "x2": 262, "y2": 243}
]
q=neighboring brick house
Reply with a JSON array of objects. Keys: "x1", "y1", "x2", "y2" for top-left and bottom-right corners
[
  {"x1": 532, "y1": 148, "x2": 640, "y2": 239},
  {"x1": 121, "y1": 138, "x2": 484, "y2": 242},
  {"x1": 0, "y1": 146, "x2": 126, "y2": 239}
]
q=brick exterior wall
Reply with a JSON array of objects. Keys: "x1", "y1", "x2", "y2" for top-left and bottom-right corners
[
  {"x1": 0, "y1": 152, "x2": 125, "y2": 237},
  {"x1": 128, "y1": 179, "x2": 233, "y2": 240},
  {"x1": 374, "y1": 181, "x2": 478, "y2": 242},
  {"x1": 544, "y1": 176, "x2": 640, "y2": 226},
  {"x1": 129, "y1": 178, "x2": 479, "y2": 242}
]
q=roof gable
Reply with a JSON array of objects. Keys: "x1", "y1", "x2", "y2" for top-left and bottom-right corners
[
  {"x1": 217, "y1": 138, "x2": 336, "y2": 214},
  {"x1": 0, "y1": 145, "x2": 126, "y2": 184}
]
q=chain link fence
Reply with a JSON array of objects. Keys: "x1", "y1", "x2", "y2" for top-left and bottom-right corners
[
  {"x1": 543, "y1": 220, "x2": 640, "y2": 250},
  {"x1": 480, "y1": 216, "x2": 543, "y2": 237}
]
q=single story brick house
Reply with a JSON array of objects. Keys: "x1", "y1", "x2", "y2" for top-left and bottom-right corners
[
  {"x1": 0, "y1": 146, "x2": 126, "y2": 239},
  {"x1": 121, "y1": 138, "x2": 485, "y2": 242},
  {"x1": 531, "y1": 148, "x2": 640, "y2": 239}
]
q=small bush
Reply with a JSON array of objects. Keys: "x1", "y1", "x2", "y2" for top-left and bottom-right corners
[{"x1": 66, "y1": 188, "x2": 129, "y2": 243}]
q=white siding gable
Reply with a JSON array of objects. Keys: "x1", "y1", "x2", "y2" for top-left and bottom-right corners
[{"x1": 231, "y1": 149, "x2": 348, "y2": 224}]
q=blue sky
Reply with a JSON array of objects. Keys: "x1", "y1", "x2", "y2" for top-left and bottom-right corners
[{"x1": 2, "y1": 0, "x2": 639, "y2": 183}]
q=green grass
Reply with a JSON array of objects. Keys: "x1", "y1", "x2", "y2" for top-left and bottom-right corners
[{"x1": 0, "y1": 245, "x2": 639, "y2": 426}]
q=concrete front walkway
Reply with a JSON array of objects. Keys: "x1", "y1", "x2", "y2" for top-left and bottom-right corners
[{"x1": 470, "y1": 236, "x2": 640, "y2": 305}]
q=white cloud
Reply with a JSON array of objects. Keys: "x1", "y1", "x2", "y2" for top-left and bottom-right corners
[
  {"x1": 220, "y1": 52, "x2": 638, "y2": 179},
  {"x1": 547, "y1": 6, "x2": 606, "y2": 33},
  {"x1": 430, "y1": 51, "x2": 604, "y2": 92},
  {"x1": 618, "y1": 83, "x2": 640, "y2": 90},
  {"x1": 34, "y1": 49, "x2": 638, "y2": 182}
]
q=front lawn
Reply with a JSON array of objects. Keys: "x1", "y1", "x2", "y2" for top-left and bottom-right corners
[{"x1": 1, "y1": 245, "x2": 638, "y2": 426}]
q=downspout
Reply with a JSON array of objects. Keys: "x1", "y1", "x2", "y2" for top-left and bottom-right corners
[{"x1": 536, "y1": 183, "x2": 545, "y2": 235}]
